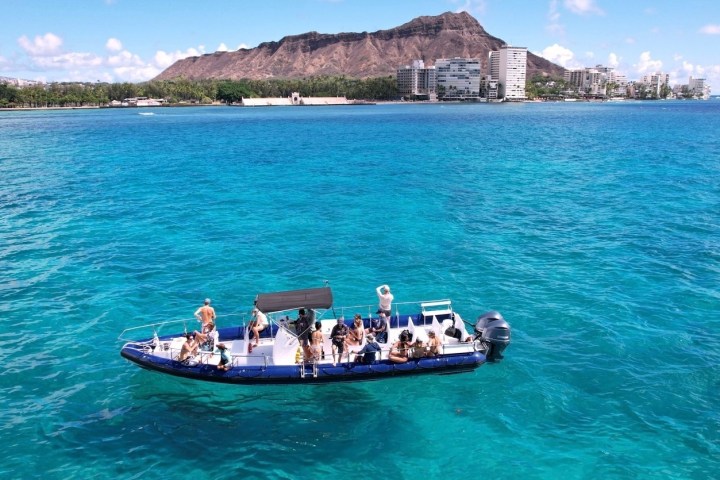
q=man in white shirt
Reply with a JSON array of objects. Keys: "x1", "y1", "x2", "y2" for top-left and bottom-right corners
[{"x1": 376, "y1": 284, "x2": 394, "y2": 316}]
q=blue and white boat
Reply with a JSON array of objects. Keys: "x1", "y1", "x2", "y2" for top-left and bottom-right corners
[{"x1": 119, "y1": 286, "x2": 510, "y2": 385}]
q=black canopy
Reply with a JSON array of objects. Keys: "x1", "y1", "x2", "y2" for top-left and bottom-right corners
[{"x1": 255, "y1": 287, "x2": 333, "y2": 313}]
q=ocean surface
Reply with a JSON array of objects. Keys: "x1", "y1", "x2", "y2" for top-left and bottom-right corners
[{"x1": 1, "y1": 101, "x2": 718, "y2": 479}]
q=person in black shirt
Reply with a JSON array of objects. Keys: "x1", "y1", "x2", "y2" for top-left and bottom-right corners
[{"x1": 330, "y1": 317, "x2": 349, "y2": 366}]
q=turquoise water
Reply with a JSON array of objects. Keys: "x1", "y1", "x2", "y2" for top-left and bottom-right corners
[{"x1": 1, "y1": 101, "x2": 718, "y2": 479}]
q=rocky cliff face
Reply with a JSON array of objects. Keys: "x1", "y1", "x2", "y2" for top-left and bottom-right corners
[{"x1": 155, "y1": 11, "x2": 564, "y2": 81}]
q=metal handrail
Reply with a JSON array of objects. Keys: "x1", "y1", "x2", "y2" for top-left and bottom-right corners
[{"x1": 117, "y1": 312, "x2": 249, "y2": 341}]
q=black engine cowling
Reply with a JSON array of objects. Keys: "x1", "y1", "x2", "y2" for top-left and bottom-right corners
[{"x1": 474, "y1": 311, "x2": 511, "y2": 362}]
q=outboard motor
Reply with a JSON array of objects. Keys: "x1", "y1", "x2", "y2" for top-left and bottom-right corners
[{"x1": 474, "y1": 311, "x2": 511, "y2": 362}]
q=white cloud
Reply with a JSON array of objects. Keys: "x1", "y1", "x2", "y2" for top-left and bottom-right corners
[
  {"x1": 31, "y1": 52, "x2": 104, "y2": 69},
  {"x1": 538, "y1": 43, "x2": 578, "y2": 68},
  {"x1": 699, "y1": 24, "x2": 720, "y2": 35},
  {"x1": 546, "y1": 0, "x2": 564, "y2": 35},
  {"x1": 563, "y1": 0, "x2": 603, "y2": 16},
  {"x1": 216, "y1": 43, "x2": 228, "y2": 52},
  {"x1": 153, "y1": 46, "x2": 205, "y2": 69},
  {"x1": 107, "y1": 50, "x2": 144, "y2": 67},
  {"x1": 607, "y1": 53, "x2": 620, "y2": 68},
  {"x1": 113, "y1": 65, "x2": 162, "y2": 82},
  {"x1": 634, "y1": 51, "x2": 662, "y2": 74},
  {"x1": 237, "y1": 43, "x2": 249, "y2": 50},
  {"x1": 18, "y1": 32, "x2": 63, "y2": 55},
  {"x1": 106, "y1": 38, "x2": 123, "y2": 52}
]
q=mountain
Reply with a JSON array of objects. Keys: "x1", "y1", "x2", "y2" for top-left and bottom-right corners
[{"x1": 154, "y1": 11, "x2": 564, "y2": 81}]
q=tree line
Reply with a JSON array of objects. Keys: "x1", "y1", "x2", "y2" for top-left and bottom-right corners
[{"x1": 0, "y1": 76, "x2": 398, "y2": 108}]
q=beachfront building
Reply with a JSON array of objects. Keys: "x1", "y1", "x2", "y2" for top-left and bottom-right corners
[
  {"x1": 487, "y1": 46, "x2": 527, "y2": 101},
  {"x1": 637, "y1": 72, "x2": 670, "y2": 98},
  {"x1": 564, "y1": 65, "x2": 628, "y2": 98},
  {"x1": 688, "y1": 76, "x2": 711, "y2": 99},
  {"x1": 396, "y1": 60, "x2": 436, "y2": 100},
  {"x1": 498, "y1": 46, "x2": 527, "y2": 101},
  {"x1": 435, "y1": 57, "x2": 481, "y2": 100}
]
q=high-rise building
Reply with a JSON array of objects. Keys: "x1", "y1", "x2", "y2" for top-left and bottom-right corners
[
  {"x1": 396, "y1": 60, "x2": 436, "y2": 99},
  {"x1": 688, "y1": 76, "x2": 710, "y2": 99},
  {"x1": 497, "y1": 46, "x2": 527, "y2": 101},
  {"x1": 435, "y1": 57, "x2": 481, "y2": 99}
]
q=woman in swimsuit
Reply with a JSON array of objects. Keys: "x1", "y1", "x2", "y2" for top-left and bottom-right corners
[
  {"x1": 346, "y1": 314, "x2": 365, "y2": 348},
  {"x1": 310, "y1": 321, "x2": 324, "y2": 362}
]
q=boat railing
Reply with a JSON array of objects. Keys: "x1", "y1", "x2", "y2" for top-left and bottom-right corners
[
  {"x1": 117, "y1": 312, "x2": 248, "y2": 342},
  {"x1": 328, "y1": 299, "x2": 452, "y2": 329}
]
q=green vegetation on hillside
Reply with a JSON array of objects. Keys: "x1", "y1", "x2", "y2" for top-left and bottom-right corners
[{"x1": 0, "y1": 76, "x2": 398, "y2": 108}]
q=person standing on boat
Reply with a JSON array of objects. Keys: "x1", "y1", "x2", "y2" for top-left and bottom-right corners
[
  {"x1": 194, "y1": 298, "x2": 216, "y2": 327},
  {"x1": 310, "y1": 321, "x2": 324, "y2": 363},
  {"x1": 330, "y1": 318, "x2": 349, "y2": 366},
  {"x1": 294, "y1": 308, "x2": 312, "y2": 360},
  {"x1": 376, "y1": 284, "x2": 394, "y2": 316},
  {"x1": 249, "y1": 308, "x2": 268, "y2": 347}
]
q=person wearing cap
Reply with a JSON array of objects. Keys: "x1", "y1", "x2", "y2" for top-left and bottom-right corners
[
  {"x1": 376, "y1": 284, "x2": 394, "y2": 316},
  {"x1": 194, "y1": 298, "x2": 216, "y2": 327},
  {"x1": 249, "y1": 308, "x2": 268, "y2": 347},
  {"x1": 367, "y1": 310, "x2": 388, "y2": 343},
  {"x1": 354, "y1": 333, "x2": 381, "y2": 364},
  {"x1": 330, "y1": 317, "x2": 349, "y2": 366}
]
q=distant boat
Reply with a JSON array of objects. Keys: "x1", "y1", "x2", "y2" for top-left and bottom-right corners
[
  {"x1": 119, "y1": 285, "x2": 511, "y2": 385},
  {"x1": 138, "y1": 112, "x2": 155, "y2": 116}
]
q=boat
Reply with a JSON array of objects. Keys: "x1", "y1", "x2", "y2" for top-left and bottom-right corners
[{"x1": 119, "y1": 286, "x2": 511, "y2": 385}]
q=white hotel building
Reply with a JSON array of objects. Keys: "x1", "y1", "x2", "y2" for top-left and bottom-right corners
[{"x1": 488, "y1": 46, "x2": 527, "y2": 101}]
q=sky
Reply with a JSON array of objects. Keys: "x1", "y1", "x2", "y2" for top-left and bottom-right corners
[{"x1": 1, "y1": 0, "x2": 719, "y2": 89}]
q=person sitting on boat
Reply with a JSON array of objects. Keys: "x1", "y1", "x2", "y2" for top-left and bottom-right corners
[
  {"x1": 310, "y1": 321, "x2": 324, "y2": 363},
  {"x1": 375, "y1": 284, "x2": 394, "y2": 316},
  {"x1": 346, "y1": 314, "x2": 365, "y2": 350},
  {"x1": 194, "y1": 322, "x2": 217, "y2": 351},
  {"x1": 427, "y1": 331, "x2": 442, "y2": 356},
  {"x1": 178, "y1": 333, "x2": 198, "y2": 363},
  {"x1": 194, "y1": 298, "x2": 216, "y2": 327},
  {"x1": 409, "y1": 338, "x2": 427, "y2": 359},
  {"x1": 388, "y1": 336, "x2": 410, "y2": 363},
  {"x1": 367, "y1": 310, "x2": 388, "y2": 343},
  {"x1": 354, "y1": 333, "x2": 381, "y2": 364},
  {"x1": 216, "y1": 343, "x2": 231, "y2": 371},
  {"x1": 330, "y1": 318, "x2": 349, "y2": 366},
  {"x1": 249, "y1": 308, "x2": 268, "y2": 347}
]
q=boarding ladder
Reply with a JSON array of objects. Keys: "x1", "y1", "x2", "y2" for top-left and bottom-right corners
[{"x1": 299, "y1": 360, "x2": 318, "y2": 379}]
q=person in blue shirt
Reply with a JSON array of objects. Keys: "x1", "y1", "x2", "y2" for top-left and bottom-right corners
[
  {"x1": 367, "y1": 311, "x2": 388, "y2": 343},
  {"x1": 216, "y1": 343, "x2": 231, "y2": 371},
  {"x1": 355, "y1": 333, "x2": 381, "y2": 364}
]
